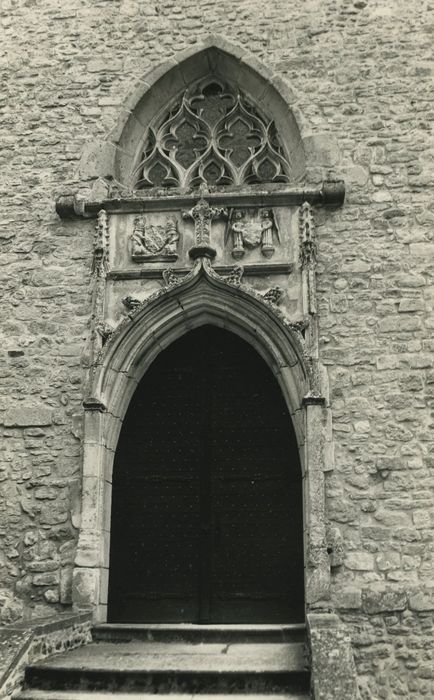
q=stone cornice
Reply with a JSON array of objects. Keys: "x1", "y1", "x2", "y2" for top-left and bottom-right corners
[{"x1": 55, "y1": 180, "x2": 345, "y2": 219}]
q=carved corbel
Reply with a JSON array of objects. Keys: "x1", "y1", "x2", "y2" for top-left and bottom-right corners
[{"x1": 122, "y1": 295, "x2": 142, "y2": 312}]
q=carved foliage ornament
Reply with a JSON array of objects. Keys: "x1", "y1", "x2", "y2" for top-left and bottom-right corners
[{"x1": 134, "y1": 79, "x2": 292, "y2": 190}]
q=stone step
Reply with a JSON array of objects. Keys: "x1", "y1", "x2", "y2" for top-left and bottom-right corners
[
  {"x1": 92, "y1": 623, "x2": 307, "y2": 644},
  {"x1": 19, "y1": 693, "x2": 310, "y2": 700},
  {"x1": 24, "y1": 641, "x2": 309, "y2": 694}
]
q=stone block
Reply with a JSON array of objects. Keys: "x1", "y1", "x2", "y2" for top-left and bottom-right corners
[
  {"x1": 409, "y1": 242, "x2": 434, "y2": 257},
  {"x1": 3, "y1": 407, "x2": 53, "y2": 427},
  {"x1": 72, "y1": 567, "x2": 99, "y2": 609},
  {"x1": 412, "y1": 510, "x2": 431, "y2": 528},
  {"x1": 60, "y1": 567, "x2": 73, "y2": 604},
  {"x1": 32, "y1": 571, "x2": 59, "y2": 586},
  {"x1": 362, "y1": 586, "x2": 407, "y2": 614},
  {"x1": 345, "y1": 552, "x2": 375, "y2": 571},
  {"x1": 308, "y1": 612, "x2": 358, "y2": 700},
  {"x1": 408, "y1": 586, "x2": 434, "y2": 611},
  {"x1": 334, "y1": 586, "x2": 362, "y2": 610},
  {"x1": 303, "y1": 134, "x2": 342, "y2": 166},
  {"x1": 376, "y1": 552, "x2": 401, "y2": 571}
]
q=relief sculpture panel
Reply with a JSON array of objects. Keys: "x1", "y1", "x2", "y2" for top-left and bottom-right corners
[
  {"x1": 228, "y1": 208, "x2": 279, "y2": 259},
  {"x1": 130, "y1": 214, "x2": 180, "y2": 262}
]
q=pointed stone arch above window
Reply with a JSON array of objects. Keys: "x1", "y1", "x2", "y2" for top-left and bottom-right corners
[
  {"x1": 134, "y1": 78, "x2": 292, "y2": 190},
  {"x1": 112, "y1": 39, "x2": 307, "y2": 190}
]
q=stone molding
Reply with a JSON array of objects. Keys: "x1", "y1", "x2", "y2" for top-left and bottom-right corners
[
  {"x1": 55, "y1": 180, "x2": 345, "y2": 219},
  {"x1": 74, "y1": 248, "x2": 334, "y2": 622}
]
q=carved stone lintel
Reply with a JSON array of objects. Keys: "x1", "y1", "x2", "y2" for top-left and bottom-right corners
[{"x1": 54, "y1": 181, "x2": 346, "y2": 220}]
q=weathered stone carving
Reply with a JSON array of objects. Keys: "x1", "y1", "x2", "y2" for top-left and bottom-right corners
[
  {"x1": 182, "y1": 195, "x2": 228, "y2": 259},
  {"x1": 131, "y1": 215, "x2": 179, "y2": 261},
  {"x1": 84, "y1": 209, "x2": 110, "y2": 391},
  {"x1": 229, "y1": 208, "x2": 279, "y2": 259},
  {"x1": 122, "y1": 295, "x2": 141, "y2": 312},
  {"x1": 96, "y1": 321, "x2": 114, "y2": 344},
  {"x1": 135, "y1": 78, "x2": 292, "y2": 190},
  {"x1": 93, "y1": 209, "x2": 109, "y2": 276},
  {"x1": 299, "y1": 201, "x2": 316, "y2": 269},
  {"x1": 162, "y1": 267, "x2": 186, "y2": 288},
  {"x1": 262, "y1": 286, "x2": 283, "y2": 305},
  {"x1": 299, "y1": 201, "x2": 317, "y2": 315},
  {"x1": 224, "y1": 265, "x2": 244, "y2": 286},
  {"x1": 102, "y1": 258, "x2": 307, "y2": 383}
]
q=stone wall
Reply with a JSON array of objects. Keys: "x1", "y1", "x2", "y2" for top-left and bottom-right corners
[{"x1": 1, "y1": 0, "x2": 433, "y2": 697}]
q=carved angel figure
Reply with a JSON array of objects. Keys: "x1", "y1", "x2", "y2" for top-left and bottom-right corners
[{"x1": 229, "y1": 208, "x2": 279, "y2": 259}]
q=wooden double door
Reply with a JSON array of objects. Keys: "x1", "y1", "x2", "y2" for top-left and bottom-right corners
[{"x1": 108, "y1": 326, "x2": 304, "y2": 623}]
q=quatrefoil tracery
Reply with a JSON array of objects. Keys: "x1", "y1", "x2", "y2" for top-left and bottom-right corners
[{"x1": 134, "y1": 80, "x2": 292, "y2": 190}]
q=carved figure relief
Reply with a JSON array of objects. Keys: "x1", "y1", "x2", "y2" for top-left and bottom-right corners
[
  {"x1": 228, "y1": 208, "x2": 280, "y2": 259},
  {"x1": 182, "y1": 195, "x2": 228, "y2": 260},
  {"x1": 134, "y1": 79, "x2": 292, "y2": 190},
  {"x1": 130, "y1": 215, "x2": 179, "y2": 262}
]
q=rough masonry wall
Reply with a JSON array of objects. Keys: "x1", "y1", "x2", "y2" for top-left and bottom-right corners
[{"x1": 0, "y1": 0, "x2": 433, "y2": 697}]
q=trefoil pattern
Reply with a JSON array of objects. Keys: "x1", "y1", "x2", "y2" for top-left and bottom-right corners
[{"x1": 134, "y1": 80, "x2": 292, "y2": 190}]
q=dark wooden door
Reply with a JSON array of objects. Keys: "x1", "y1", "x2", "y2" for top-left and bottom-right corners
[{"x1": 108, "y1": 326, "x2": 304, "y2": 623}]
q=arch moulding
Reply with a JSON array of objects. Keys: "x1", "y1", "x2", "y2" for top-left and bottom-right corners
[
  {"x1": 72, "y1": 257, "x2": 333, "y2": 623},
  {"x1": 71, "y1": 35, "x2": 344, "y2": 203}
]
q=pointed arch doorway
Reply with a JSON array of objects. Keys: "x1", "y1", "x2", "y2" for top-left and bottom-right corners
[{"x1": 107, "y1": 325, "x2": 304, "y2": 624}]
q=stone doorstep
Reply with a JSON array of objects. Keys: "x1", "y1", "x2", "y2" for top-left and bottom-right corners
[
  {"x1": 92, "y1": 622, "x2": 307, "y2": 644},
  {"x1": 18, "y1": 693, "x2": 310, "y2": 700},
  {"x1": 23, "y1": 639, "x2": 310, "y2": 695},
  {"x1": 25, "y1": 640, "x2": 308, "y2": 673}
]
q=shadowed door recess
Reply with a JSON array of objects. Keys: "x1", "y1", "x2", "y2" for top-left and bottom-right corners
[{"x1": 108, "y1": 326, "x2": 304, "y2": 623}]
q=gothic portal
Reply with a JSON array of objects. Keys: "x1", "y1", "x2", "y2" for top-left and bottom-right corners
[
  {"x1": 108, "y1": 326, "x2": 304, "y2": 624},
  {"x1": 71, "y1": 44, "x2": 340, "y2": 631}
]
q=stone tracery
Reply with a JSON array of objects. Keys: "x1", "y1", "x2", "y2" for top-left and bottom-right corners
[{"x1": 134, "y1": 79, "x2": 292, "y2": 190}]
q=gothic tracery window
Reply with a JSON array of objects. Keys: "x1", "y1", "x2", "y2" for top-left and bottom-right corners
[{"x1": 134, "y1": 79, "x2": 292, "y2": 190}]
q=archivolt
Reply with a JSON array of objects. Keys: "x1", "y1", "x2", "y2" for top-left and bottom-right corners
[{"x1": 91, "y1": 259, "x2": 312, "y2": 453}]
